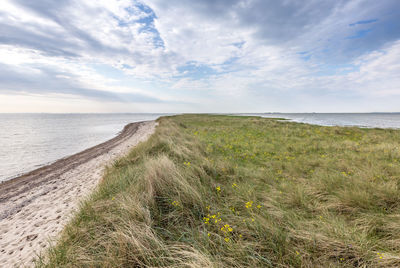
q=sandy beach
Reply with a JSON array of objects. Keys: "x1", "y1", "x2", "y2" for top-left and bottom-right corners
[{"x1": 0, "y1": 120, "x2": 156, "y2": 267}]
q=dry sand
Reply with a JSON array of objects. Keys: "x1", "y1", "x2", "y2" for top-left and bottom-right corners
[{"x1": 0, "y1": 120, "x2": 156, "y2": 267}]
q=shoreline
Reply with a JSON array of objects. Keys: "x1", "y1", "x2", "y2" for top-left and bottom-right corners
[
  {"x1": 0, "y1": 122, "x2": 143, "y2": 206},
  {"x1": 0, "y1": 120, "x2": 157, "y2": 267},
  {"x1": 0, "y1": 121, "x2": 146, "y2": 185},
  {"x1": 234, "y1": 113, "x2": 400, "y2": 129}
]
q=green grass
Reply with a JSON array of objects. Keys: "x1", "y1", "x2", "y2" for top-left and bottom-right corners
[{"x1": 37, "y1": 114, "x2": 400, "y2": 267}]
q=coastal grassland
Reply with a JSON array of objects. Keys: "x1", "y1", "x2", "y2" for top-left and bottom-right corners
[{"x1": 37, "y1": 114, "x2": 400, "y2": 267}]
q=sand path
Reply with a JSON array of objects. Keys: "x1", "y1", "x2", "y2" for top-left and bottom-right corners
[{"x1": 0, "y1": 121, "x2": 156, "y2": 267}]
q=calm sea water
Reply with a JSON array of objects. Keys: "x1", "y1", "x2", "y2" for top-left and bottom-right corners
[
  {"x1": 0, "y1": 114, "x2": 166, "y2": 182},
  {"x1": 241, "y1": 113, "x2": 400, "y2": 129}
]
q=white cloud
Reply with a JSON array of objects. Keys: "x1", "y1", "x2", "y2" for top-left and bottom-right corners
[
  {"x1": 344, "y1": 40, "x2": 400, "y2": 96},
  {"x1": 0, "y1": 0, "x2": 399, "y2": 112}
]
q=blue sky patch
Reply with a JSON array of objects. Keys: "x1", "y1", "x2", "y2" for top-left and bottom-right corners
[
  {"x1": 176, "y1": 62, "x2": 218, "y2": 80},
  {"x1": 349, "y1": 19, "x2": 378, "y2": 27},
  {"x1": 345, "y1": 29, "x2": 373, "y2": 39}
]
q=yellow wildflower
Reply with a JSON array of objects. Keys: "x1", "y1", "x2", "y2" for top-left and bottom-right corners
[
  {"x1": 224, "y1": 237, "x2": 230, "y2": 242},
  {"x1": 216, "y1": 186, "x2": 221, "y2": 192},
  {"x1": 245, "y1": 201, "x2": 253, "y2": 208}
]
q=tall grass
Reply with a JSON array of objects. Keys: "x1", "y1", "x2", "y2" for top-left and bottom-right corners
[{"x1": 37, "y1": 115, "x2": 400, "y2": 267}]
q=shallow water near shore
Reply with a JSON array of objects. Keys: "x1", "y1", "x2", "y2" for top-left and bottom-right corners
[
  {"x1": 0, "y1": 113, "x2": 166, "y2": 182},
  {"x1": 241, "y1": 113, "x2": 400, "y2": 129}
]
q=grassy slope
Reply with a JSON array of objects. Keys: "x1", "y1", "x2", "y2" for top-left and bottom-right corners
[{"x1": 37, "y1": 115, "x2": 400, "y2": 267}]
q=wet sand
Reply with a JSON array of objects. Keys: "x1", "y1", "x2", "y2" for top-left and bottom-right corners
[{"x1": 0, "y1": 120, "x2": 156, "y2": 267}]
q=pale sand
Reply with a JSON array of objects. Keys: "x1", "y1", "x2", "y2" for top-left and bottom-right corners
[{"x1": 0, "y1": 121, "x2": 156, "y2": 267}]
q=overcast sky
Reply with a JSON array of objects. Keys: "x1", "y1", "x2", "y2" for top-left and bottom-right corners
[{"x1": 0, "y1": 0, "x2": 399, "y2": 113}]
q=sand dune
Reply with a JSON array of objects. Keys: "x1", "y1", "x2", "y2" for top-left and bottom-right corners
[{"x1": 0, "y1": 121, "x2": 156, "y2": 267}]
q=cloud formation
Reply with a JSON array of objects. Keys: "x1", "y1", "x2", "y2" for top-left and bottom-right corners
[{"x1": 0, "y1": 0, "x2": 399, "y2": 112}]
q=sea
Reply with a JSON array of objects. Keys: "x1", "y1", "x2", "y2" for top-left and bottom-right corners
[
  {"x1": 241, "y1": 113, "x2": 400, "y2": 129},
  {"x1": 1, "y1": 113, "x2": 400, "y2": 182},
  {"x1": 0, "y1": 113, "x2": 165, "y2": 182}
]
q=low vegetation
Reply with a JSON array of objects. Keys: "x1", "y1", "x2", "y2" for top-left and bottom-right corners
[{"x1": 37, "y1": 114, "x2": 400, "y2": 267}]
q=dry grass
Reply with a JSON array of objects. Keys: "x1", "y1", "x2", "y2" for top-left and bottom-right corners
[{"x1": 37, "y1": 114, "x2": 400, "y2": 267}]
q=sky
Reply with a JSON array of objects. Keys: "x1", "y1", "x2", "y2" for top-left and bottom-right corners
[{"x1": 0, "y1": 0, "x2": 399, "y2": 113}]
